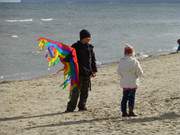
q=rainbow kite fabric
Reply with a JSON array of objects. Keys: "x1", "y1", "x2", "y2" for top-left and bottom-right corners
[{"x1": 38, "y1": 37, "x2": 79, "y2": 91}]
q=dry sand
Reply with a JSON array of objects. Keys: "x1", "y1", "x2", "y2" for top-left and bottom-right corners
[{"x1": 0, "y1": 53, "x2": 180, "y2": 135}]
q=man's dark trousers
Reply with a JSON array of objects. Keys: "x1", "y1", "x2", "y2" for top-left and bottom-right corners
[{"x1": 67, "y1": 76, "x2": 90, "y2": 111}]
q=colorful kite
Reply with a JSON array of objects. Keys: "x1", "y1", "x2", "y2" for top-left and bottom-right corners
[{"x1": 38, "y1": 37, "x2": 79, "y2": 91}]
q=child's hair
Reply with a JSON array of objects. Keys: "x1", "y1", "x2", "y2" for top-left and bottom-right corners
[
  {"x1": 177, "y1": 39, "x2": 180, "y2": 45},
  {"x1": 124, "y1": 46, "x2": 134, "y2": 56}
]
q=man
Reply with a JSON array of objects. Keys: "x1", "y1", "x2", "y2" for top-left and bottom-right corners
[
  {"x1": 65, "y1": 29, "x2": 97, "y2": 112},
  {"x1": 117, "y1": 46, "x2": 143, "y2": 117}
]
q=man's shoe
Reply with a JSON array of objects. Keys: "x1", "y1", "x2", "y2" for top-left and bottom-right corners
[
  {"x1": 122, "y1": 112, "x2": 129, "y2": 117},
  {"x1": 78, "y1": 107, "x2": 87, "y2": 112},
  {"x1": 64, "y1": 110, "x2": 74, "y2": 113},
  {"x1": 129, "y1": 112, "x2": 137, "y2": 117}
]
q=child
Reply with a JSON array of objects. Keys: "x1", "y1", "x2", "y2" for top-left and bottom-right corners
[{"x1": 117, "y1": 45, "x2": 143, "y2": 117}]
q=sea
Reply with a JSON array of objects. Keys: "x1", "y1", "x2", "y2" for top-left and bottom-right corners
[{"x1": 0, "y1": 1, "x2": 180, "y2": 80}]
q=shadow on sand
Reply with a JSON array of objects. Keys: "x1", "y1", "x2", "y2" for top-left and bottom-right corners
[
  {"x1": 127, "y1": 112, "x2": 180, "y2": 123},
  {"x1": 0, "y1": 111, "x2": 66, "y2": 122},
  {"x1": 25, "y1": 116, "x2": 120, "y2": 130},
  {"x1": 1, "y1": 111, "x2": 179, "y2": 130},
  {"x1": 25, "y1": 112, "x2": 180, "y2": 130}
]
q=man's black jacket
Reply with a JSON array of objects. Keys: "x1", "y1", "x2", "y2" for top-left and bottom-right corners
[{"x1": 72, "y1": 41, "x2": 97, "y2": 77}]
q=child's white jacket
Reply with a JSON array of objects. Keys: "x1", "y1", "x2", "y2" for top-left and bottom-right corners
[{"x1": 117, "y1": 56, "x2": 143, "y2": 89}]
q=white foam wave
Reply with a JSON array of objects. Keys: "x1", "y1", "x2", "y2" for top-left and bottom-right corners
[
  {"x1": 172, "y1": 46, "x2": 178, "y2": 51},
  {"x1": 5, "y1": 18, "x2": 33, "y2": 23},
  {"x1": 136, "y1": 52, "x2": 149, "y2": 59},
  {"x1": 96, "y1": 61, "x2": 102, "y2": 66},
  {"x1": 11, "y1": 35, "x2": 18, "y2": 38},
  {"x1": 40, "y1": 18, "x2": 54, "y2": 22},
  {"x1": 0, "y1": 76, "x2": 4, "y2": 79}
]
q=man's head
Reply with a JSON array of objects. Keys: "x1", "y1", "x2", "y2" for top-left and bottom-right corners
[
  {"x1": 177, "y1": 39, "x2": 180, "y2": 45},
  {"x1": 80, "y1": 29, "x2": 91, "y2": 44},
  {"x1": 124, "y1": 45, "x2": 134, "y2": 56}
]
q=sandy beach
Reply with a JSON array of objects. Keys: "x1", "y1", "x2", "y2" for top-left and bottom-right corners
[{"x1": 0, "y1": 53, "x2": 180, "y2": 135}]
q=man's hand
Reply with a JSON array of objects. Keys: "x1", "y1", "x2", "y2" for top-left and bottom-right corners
[{"x1": 91, "y1": 72, "x2": 96, "y2": 78}]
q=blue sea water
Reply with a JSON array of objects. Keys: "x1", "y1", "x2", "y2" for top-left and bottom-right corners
[{"x1": 0, "y1": 2, "x2": 180, "y2": 80}]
